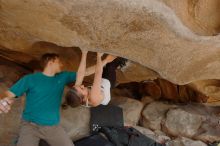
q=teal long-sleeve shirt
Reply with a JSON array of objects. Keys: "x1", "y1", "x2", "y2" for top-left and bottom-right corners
[{"x1": 9, "y1": 71, "x2": 76, "y2": 126}]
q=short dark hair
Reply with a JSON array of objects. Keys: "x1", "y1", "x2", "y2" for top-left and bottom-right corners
[
  {"x1": 40, "y1": 53, "x2": 59, "y2": 68},
  {"x1": 65, "y1": 87, "x2": 84, "y2": 108}
]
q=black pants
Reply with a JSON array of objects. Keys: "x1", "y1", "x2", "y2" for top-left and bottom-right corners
[{"x1": 102, "y1": 58, "x2": 124, "y2": 88}]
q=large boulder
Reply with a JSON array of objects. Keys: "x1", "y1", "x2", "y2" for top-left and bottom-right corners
[
  {"x1": 133, "y1": 126, "x2": 170, "y2": 144},
  {"x1": 195, "y1": 123, "x2": 220, "y2": 143},
  {"x1": 180, "y1": 104, "x2": 220, "y2": 143},
  {"x1": 141, "y1": 102, "x2": 176, "y2": 130},
  {"x1": 60, "y1": 106, "x2": 90, "y2": 141},
  {"x1": 164, "y1": 108, "x2": 204, "y2": 137},
  {"x1": 151, "y1": 103, "x2": 220, "y2": 143},
  {"x1": 141, "y1": 96, "x2": 155, "y2": 105},
  {"x1": 110, "y1": 96, "x2": 144, "y2": 126},
  {"x1": 61, "y1": 96, "x2": 145, "y2": 140},
  {"x1": 167, "y1": 137, "x2": 207, "y2": 146},
  {"x1": 133, "y1": 126, "x2": 156, "y2": 141}
]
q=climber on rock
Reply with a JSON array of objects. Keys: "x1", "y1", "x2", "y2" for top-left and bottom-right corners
[{"x1": 65, "y1": 51, "x2": 127, "y2": 107}]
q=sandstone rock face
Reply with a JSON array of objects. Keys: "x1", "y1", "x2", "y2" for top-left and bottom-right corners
[
  {"x1": 0, "y1": 100, "x2": 23, "y2": 146},
  {"x1": 61, "y1": 96, "x2": 145, "y2": 140},
  {"x1": 111, "y1": 96, "x2": 144, "y2": 126},
  {"x1": 190, "y1": 80, "x2": 220, "y2": 100},
  {"x1": 1, "y1": 0, "x2": 220, "y2": 85},
  {"x1": 141, "y1": 102, "x2": 176, "y2": 130},
  {"x1": 141, "y1": 102, "x2": 220, "y2": 143},
  {"x1": 141, "y1": 96, "x2": 155, "y2": 105},
  {"x1": 179, "y1": 104, "x2": 220, "y2": 143},
  {"x1": 0, "y1": 57, "x2": 30, "y2": 85},
  {"x1": 133, "y1": 126, "x2": 157, "y2": 142},
  {"x1": 133, "y1": 126, "x2": 171, "y2": 143},
  {"x1": 164, "y1": 108, "x2": 204, "y2": 137},
  {"x1": 163, "y1": 0, "x2": 220, "y2": 36},
  {"x1": 168, "y1": 137, "x2": 207, "y2": 146},
  {"x1": 164, "y1": 104, "x2": 220, "y2": 143},
  {"x1": 60, "y1": 106, "x2": 90, "y2": 141},
  {"x1": 0, "y1": 60, "x2": 28, "y2": 146},
  {"x1": 195, "y1": 125, "x2": 220, "y2": 143}
]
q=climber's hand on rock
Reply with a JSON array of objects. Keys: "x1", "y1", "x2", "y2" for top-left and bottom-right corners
[
  {"x1": 97, "y1": 52, "x2": 104, "y2": 58},
  {"x1": 80, "y1": 48, "x2": 88, "y2": 55},
  {"x1": 104, "y1": 55, "x2": 117, "y2": 63}
]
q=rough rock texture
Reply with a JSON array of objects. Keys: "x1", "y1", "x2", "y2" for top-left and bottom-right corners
[
  {"x1": 168, "y1": 137, "x2": 207, "y2": 146},
  {"x1": 164, "y1": 108, "x2": 204, "y2": 137},
  {"x1": 60, "y1": 106, "x2": 90, "y2": 141},
  {"x1": 61, "y1": 96, "x2": 144, "y2": 140},
  {"x1": 141, "y1": 102, "x2": 220, "y2": 143},
  {"x1": 111, "y1": 96, "x2": 144, "y2": 126},
  {"x1": 141, "y1": 96, "x2": 155, "y2": 105},
  {"x1": 190, "y1": 80, "x2": 220, "y2": 101},
  {"x1": 0, "y1": 100, "x2": 23, "y2": 146},
  {"x1": 0, "y1": 60, "x2": 29, "y2": 146},
  {"x1": 141, "y1": 102, "x2": 176, "y2": 130},
  {"x1": 165, "y1": 104, "x2": 220, "y2": 143},
  {"x1": 181, "y1": 104, "x2": 220, "y2": 143},
  {"x1": 1, "y1": 0, "x2": 220, "y2": 86},
  {"x1": 195, "y1": 124, "x2": 220, "y2": 143},
  {"x1": 133, "y1": 126, "x2": 171, "y2": 143},
  {"x1": 163, "y1": 0, "x2": 220, "y2": 36},
  {"x1": 116, "y1": 79, "x2": 209, "y2": 103}
]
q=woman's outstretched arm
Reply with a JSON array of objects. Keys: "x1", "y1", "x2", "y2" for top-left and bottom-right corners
[{"x1": 75, "y1": 50, "x2": 88, "y2": 86}]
